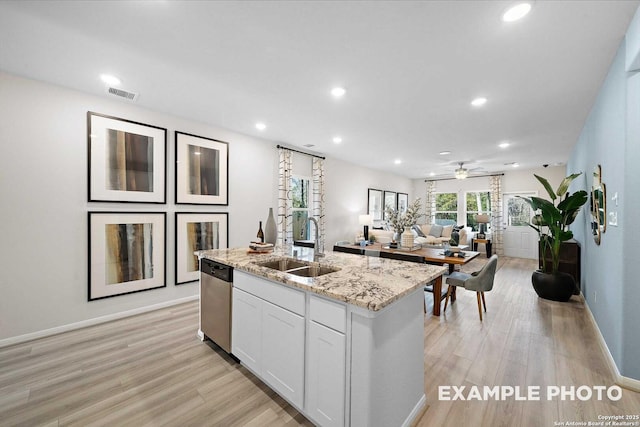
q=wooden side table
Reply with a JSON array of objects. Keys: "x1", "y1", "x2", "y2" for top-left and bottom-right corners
[{"x1": 472, "y1": 238, "x2": 492, "y2": 257}]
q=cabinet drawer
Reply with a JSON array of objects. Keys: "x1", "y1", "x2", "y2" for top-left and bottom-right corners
[
  {"x1": 235, "y1": 270, "x2": 305, "y2": 315},
  {"x1": 310, "y1": 295, "x2": 346, "y2": 333}
]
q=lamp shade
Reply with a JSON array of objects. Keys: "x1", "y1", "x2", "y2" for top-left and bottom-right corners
[
  {"x1": 359, "y1": 214, "x2": 373, "y2": 226},
  {"x1": 476, "y1": 214, "x2": 490, "y2": 224}
]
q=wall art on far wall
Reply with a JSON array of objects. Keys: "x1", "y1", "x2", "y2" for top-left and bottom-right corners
[
  {"x1": 87, "y1": 112, "x2": 167, "y2": 203},
  {"x1": 175, "y1": 131, "x2": 229, "y2": 205},
  {"x1": 88, "y1": 211, "x2": 166, "y2": 301},
  {"x1": 397, "y1": 193, "x2": 408, "y2": 214},
  {"x1": 175, "y1": 212, "x2": 229, "y2": 285},
  {"x1": 383, "y1": 191, "x2": 398, "y2": 220},
  {"x1": 368, "y1": 188, "x2": 383, "y2": 221}
]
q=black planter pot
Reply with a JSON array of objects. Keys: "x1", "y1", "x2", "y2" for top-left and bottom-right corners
[{"x1": 531, "y1": 270, "x2": 576, "y2": 302}]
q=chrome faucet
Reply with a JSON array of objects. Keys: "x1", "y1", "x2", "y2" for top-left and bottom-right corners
[{"x1": 304, "y1": 217, "x2": 324, "y2": 258}]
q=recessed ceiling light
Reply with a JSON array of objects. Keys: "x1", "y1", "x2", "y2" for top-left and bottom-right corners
[
  {"x1": 100, "y1": 74, "x2": 121, "y2": 86},
  {"x1": 255, "y1": 122, "x2": 266, "y2": 131},
  {"x1": 502, "y1": 3, "x2": 532, "y2": 22},
  {"x1": 499, "y1": 142, "x2": 510, "y2": 148},
  {"x1": 331, "y1": 87, "x2": 346, "y2": 98},
  {"x1": 429, "y1": 172, "x2": 436, "y2": 177},
  {"x1": 439, "y1": 151, "x2": 451, "y2": 155},
  {"x1": 333, "y1": 136, "x2": 342, "y2": 144},
  {"x1": 394, "y1": 159, "x2": 402, "y2": 165},
  {"x1": 513, "y1": 163, "x2": 520, "y2": 167},
  {"x1": 471, "y1": 97, "x2": 488, "y2": 107}
]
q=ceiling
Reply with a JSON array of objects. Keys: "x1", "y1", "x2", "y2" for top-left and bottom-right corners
[{"x1": 1, "y1": 1, "x2": 638, "y2": 179}]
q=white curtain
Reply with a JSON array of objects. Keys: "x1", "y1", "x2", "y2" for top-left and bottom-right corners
[
  {"x1": 490, "y1": 175, "x2": 504, "y2": 256},
  {"x1": 312, "y1": 157, "x2": 325, "y2": 252},
  {"x1": 277, "y1": 148, "x2": 293, "y2": 246},
  {"x1": 424, "y1": 180, "x2": 437, "y2": 224}
]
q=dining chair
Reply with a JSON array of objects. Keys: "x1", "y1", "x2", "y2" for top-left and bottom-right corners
[{"x1": 443, "y1": 255, "x2": 498, "y2": 321}]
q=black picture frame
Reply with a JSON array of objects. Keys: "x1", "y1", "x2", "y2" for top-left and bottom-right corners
[
  {"x1": 397, "y1": 193, "x2": 409, "y2": 213},
  {"x1": 87, "y1": 112, "x2": 167, "y2": 203},
  {"x1": 367, "y1": 188, "x2": 384, "y2": 221},
  {"x1": 383, "y1": 191, "x2": 398, "y2": 220},
  {"x1": 175, "y1": 131, "x2": 229, "y2": 205},
  {"x1": 88, "y1": 211, "x2": 167, "y2": 301},
  {"x1": 175, "y1": 212, "x2": 229, "y2": 285}
]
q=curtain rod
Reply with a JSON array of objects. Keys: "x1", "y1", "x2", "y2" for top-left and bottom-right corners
[
  {"x1": 424, "y1": 173, "x2": 504, "y2": 182},
  {"x1": 277, "y1": 144, "x2": 326, "y2": 160}
]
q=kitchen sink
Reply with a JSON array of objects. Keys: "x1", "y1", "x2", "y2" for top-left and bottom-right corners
[
  {"x1": 257, "y1": 258, "x2": 340, "y2": 277},
  {"x1": 258, "y1": 258, "x2": 309, "y2": 271},
  {"x1": 286, "y1": 265, "x2": 340, "y2": 277}
]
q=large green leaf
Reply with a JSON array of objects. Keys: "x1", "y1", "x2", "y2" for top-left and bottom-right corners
[
  {"x1": 558, "y1": 230, "x2": 574, "y2": 242},
  {"x1": 534, "y1": 174, "x2": 557, "y2": 201},
  {"x1": 558, "y1": 191, "x2": 588, "y2": 226},
  {"x1": 556, "y1": 173, "x2": 582, "y2": 197}
]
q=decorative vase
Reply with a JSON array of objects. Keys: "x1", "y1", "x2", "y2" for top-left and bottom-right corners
[
  {"x1": 264, "y1": 208, "x2": 277, "y2": 244},
  {"x1": 401, "y1": 230, "x2": 414, "y2": 248},
  {"x1": 531, "y1": 270, "x2": 576, "y2": 302}
]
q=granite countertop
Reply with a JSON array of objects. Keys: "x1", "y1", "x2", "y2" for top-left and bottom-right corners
[{"x1": 199, "y1": 247, "x2": 447, "y2": 311}]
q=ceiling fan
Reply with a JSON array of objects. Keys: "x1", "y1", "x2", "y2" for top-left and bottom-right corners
[{"x1": 453, "y1": 162, "x2": 483, "y2": 179}]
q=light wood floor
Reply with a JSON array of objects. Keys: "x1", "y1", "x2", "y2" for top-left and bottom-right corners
[{"x1": 1, "y1": 257, "x2": 638, "y2": 426}]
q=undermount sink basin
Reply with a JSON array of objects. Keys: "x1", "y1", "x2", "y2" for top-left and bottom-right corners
[
  {"x1": 258, "y1": 258, "x2": 309, "y2": 272},
  {"x1": 286, "y1": 265, "x2": 341, "y2": 278},
  {"x1": 257, "y1": 258, "x2": 340, "y2": 277}
]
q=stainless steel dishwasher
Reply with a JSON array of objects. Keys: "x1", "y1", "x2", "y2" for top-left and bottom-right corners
[{"x1": 200, "y1": 258, "x2": 233, "y2": 354}]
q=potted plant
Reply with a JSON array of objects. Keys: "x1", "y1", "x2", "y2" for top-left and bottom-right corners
[
  {"x1": 385, "y1": 198, "x2": 422, "y2": 247},
  {"x1": 519, "y1": 173, "x2": 588, "y2": 301}
]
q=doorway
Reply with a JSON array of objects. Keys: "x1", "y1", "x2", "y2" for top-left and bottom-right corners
[{"x1": 502, "y1": 192, "x2": 538, "y2": 259}]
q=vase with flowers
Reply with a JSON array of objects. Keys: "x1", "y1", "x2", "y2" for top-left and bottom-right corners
[{"x1": 385, "y1": 198, "x2": 422, "y2": 248}]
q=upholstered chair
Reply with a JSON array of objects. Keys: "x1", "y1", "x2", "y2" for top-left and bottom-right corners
[{"x1": 443, "y1": 255, "x2": 498, "y2": 321}]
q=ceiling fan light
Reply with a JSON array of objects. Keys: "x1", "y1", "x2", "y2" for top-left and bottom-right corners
[{"x1": 455, "y1": 168, "x2": 468, "y2": 179}]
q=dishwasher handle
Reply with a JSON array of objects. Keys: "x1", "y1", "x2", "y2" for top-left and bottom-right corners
[{"x1": 201, "y1": 258, "x2": 233, "y2": 282}]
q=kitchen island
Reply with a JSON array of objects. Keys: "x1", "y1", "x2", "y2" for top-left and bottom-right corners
[{"x1": 199, "y1": 247, "x2": 446, "y2": 427}]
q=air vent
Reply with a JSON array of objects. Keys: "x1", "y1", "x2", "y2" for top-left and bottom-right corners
[
  {"x1": 303, "y1": 144, "x2": 315, "y2": 148},
  {"x1": 106, "y1": 86, "x2": 139, "y2": 101}
]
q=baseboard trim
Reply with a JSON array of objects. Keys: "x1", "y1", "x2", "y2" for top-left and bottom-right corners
[
  {"x1": 582, "y1": 293, "x2": 640, "y2": 392},
  {"x1": 404, "y1": 394, "x2": 426, "y2": 427},
  {"x1": 0, "y1": 295, "x2": 199, "y2": 348}
]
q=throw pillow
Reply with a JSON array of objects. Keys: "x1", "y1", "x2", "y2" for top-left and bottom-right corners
[
  {"x1": 412, "y1": 224, "x2": 426, "y2": 237},
  {"x1": 441, "y1": 225, "x2": 453, "y2": 238},
  {"x1": 428, "y1": 224, "x2": 443, "y2": 238}
]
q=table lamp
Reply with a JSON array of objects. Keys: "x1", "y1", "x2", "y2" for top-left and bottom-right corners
[
  {"x1": 476, "y1": 214, "x2": 490, "y2": 239},
  {"x1": 359, "y1": 214, "x2": 373, "y2": 241}
]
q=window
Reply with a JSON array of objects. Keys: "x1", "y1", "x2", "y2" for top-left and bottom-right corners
[
  {"x1": 291, "y1": 175, "x2": 312, "y2": 240},
  {"x1": 434, "y1": 192, "x2": 457, "y2": 225},
  {"x1": 465, "y1": 191, "x2": 491, "y2": 230}
]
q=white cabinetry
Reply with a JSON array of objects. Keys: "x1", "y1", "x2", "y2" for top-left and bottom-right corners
[
  {"x1": 231, "y1": 288, "x2": 262, "y2": 373},
  {"x1": 232, "y1": 272, "x2": 306, "y2": 408},
  {"x1": 262, "y1": 300, "x2": 305, "y2": 407},
  {"x1": 306, "y1": 320, "x2": 346, "y2": 426}
]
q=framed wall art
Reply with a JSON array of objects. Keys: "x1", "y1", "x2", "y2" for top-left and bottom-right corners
[
  {"x1": 397, "y1": 193, "x2": 409, "y2": 214},
  {"x1": 88, "y1": 211, "x2": 166, "y2": 301},
  {"x1": 383, "y1": 191, "x2": 397, "y2": 220},
  {"x1": 367, "y1": 188, "x2": 383, "y2": 221},
  {"x1": 175, "y1": 131, "x2": 229, "y2": 205},
  {"x1": 87, "y1": 112, "x2": 167, "y2": 203},
  {"x1": 175, "y1": 212, "x2": 229, "y2": 285}
]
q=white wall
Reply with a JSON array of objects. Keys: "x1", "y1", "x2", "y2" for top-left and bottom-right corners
[
  {"x1": 0, "y1": 72, "x2": 279, "y2": 342},
  {"x1": 323, "y1": 157, "x2": 413, "y2": 248},
  {"x1": 0, "y1": 71, "x2": 413, "y2": 343}
]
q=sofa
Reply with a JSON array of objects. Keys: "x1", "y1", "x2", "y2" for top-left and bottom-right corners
[{"x1": 369, "y1": 224, "x2": 471, "y2": 247}]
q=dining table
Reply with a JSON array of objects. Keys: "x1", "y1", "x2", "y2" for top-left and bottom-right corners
[{"x1": 333, "y1": 242, "x2": 481, "y2": 316}]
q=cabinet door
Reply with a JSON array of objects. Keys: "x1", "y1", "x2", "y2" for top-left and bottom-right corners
[
  {"x1": 261, "y1": 300, "x2": 305, "y2": 408},
  {"x1": 306, "y1": 321, "x2": 346, "y2": 427},
  {"x1": 232, "y1": 288, "x2": 262, "y2": 374}
]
